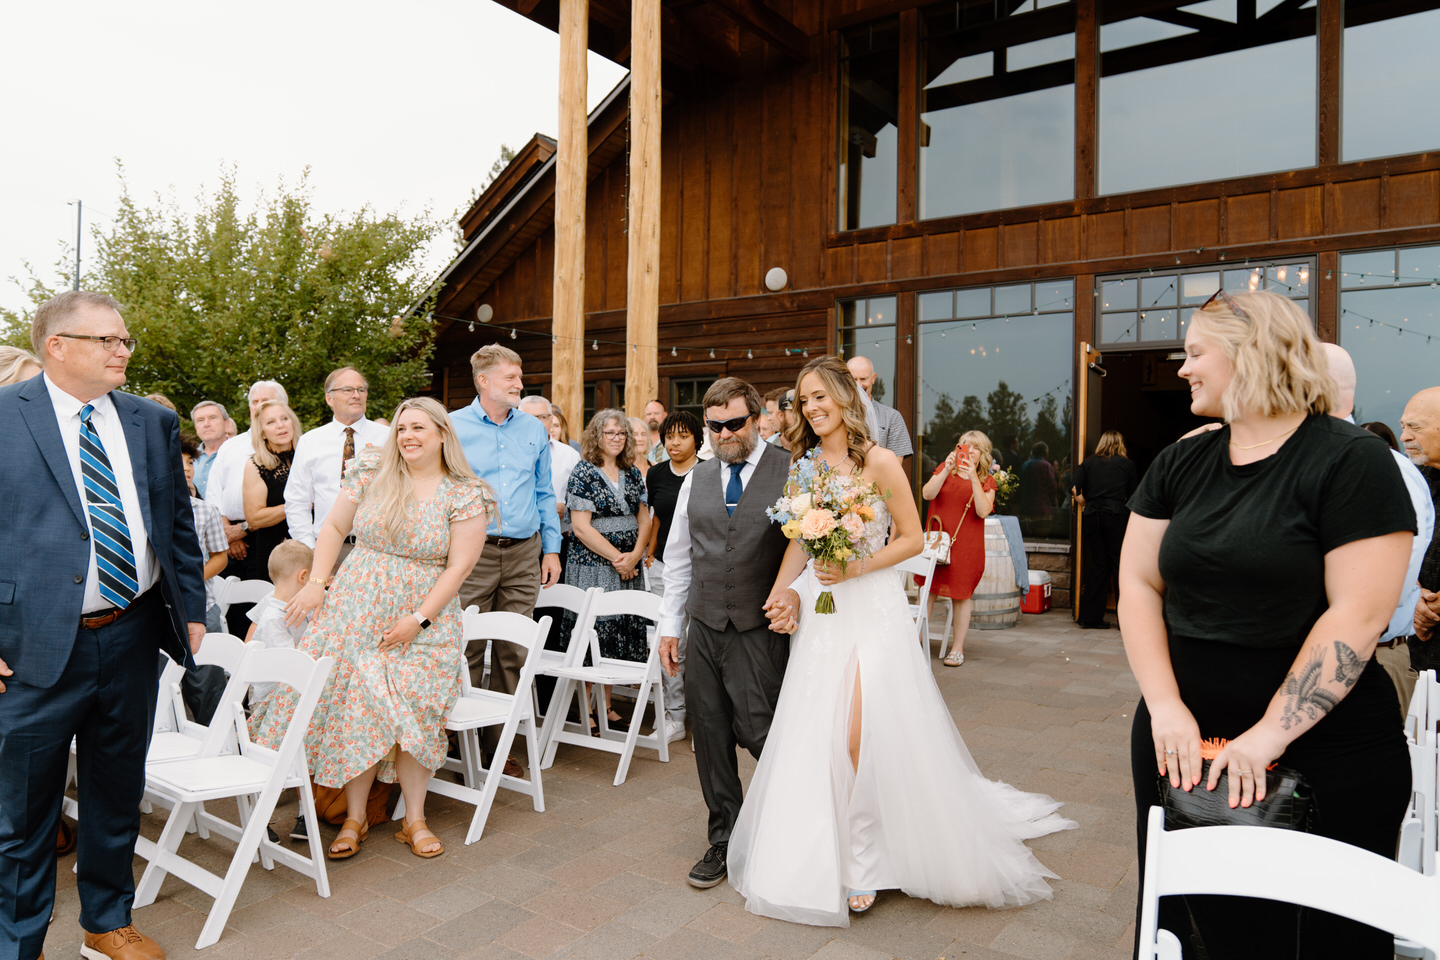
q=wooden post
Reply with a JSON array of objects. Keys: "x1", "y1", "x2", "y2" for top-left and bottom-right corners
[
  {"x1": 552, "y1": 0, "x2": 589, "y2": 434},
  {"x1": 625, "y1": 0, "x2": 661, "y2": 418}
]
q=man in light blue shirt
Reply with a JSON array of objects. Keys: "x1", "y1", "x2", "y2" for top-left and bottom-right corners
[{"x1": 452, "y1": 344, "x2": 560, "y2": 770}]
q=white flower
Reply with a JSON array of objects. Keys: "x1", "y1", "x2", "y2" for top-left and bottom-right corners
[{"x1": 790, "y1": 492, "x2": 813, "y2": 515}]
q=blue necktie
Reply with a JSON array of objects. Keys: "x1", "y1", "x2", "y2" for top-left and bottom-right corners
[
  {"x1": 79, "y1": 404, "x2": 138, "y2": 610},
  {"x1": 725, "y1": 463, "x2": 744, "y2": 517}
]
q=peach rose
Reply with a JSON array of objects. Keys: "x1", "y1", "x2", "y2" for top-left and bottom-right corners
[
  {"x1": 798, "y1": 508, "x2": 836, "y2": 540},
  {"x1": 840, "y1": 513, "x2": 866, "y2": 538}
]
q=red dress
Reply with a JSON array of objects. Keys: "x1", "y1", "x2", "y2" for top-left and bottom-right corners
[{"x1": 922, "y1": 470, "x2": 997, "y2": 600}]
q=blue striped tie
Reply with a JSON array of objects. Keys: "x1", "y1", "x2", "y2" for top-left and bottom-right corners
[{"x1": 79, "y1": 404, "x2": 138, "y2": 610}]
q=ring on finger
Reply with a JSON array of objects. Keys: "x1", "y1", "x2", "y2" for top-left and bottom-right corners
[{"x1": 1164, "y1": 749, "x2": 1177, "y2": 756}]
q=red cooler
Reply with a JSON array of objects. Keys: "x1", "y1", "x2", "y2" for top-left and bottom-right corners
[{"x1": 1022, "y1": 570, "x2": 1052, "y2": 614}]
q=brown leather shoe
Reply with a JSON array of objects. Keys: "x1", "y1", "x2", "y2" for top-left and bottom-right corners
[
  {"x1": 80, "y1": 924, "x2": 165, "y2": 960},
  {"x1": 55, "y1": 819, "x2": 76, "y2": 856}
]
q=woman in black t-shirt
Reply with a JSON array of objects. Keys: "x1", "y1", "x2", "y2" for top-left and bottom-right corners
[
  {"x1": 1119, "y1": 290, "x2": 1415, "y2": 959},
  {"x1": 1070, "y1": 429, "x2": 1138, "y2": 628}
]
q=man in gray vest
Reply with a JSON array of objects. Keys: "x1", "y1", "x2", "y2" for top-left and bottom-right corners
[{"x1": 659, "y1": 377, "x2": 794, "y2": 889}]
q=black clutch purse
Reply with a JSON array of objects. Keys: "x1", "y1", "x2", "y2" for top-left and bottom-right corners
[{"x1": 1158, "y1": 758, "x2": 1316, "y2": 832}]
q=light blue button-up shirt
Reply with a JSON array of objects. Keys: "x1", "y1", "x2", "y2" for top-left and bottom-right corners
[{"x1": 451, "y1": 399, "x2": 561, "y2": 554}]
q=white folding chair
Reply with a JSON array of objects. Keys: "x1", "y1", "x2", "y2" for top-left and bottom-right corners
[
  {"x1": 894, "y1": 553, "x2": 937, "y2": 652},
  {"x1": 537, "y1": 589, "x2": 669, "y2": 786},
  {"x1": 395, "y1": 610, "x2": 551, "y2": 845},
  {"x1": 531, "y1": 584, "x2": 598, "y2": 722},
  {"x1": 215, "y1": 577, "x2": 273, "y2": 617},
  {"x1": 1138, "y1": 805, "x2": 1440, "y2": 959},
  {"x1": 133, "y1": 647, "x2": 335, "y2": 950},
  {"x1": 1401, "y1": 671, "x2": 1439, "y2": 875}
]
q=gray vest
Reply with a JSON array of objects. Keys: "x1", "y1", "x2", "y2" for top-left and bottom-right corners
[{"x1": 686, "y1": 443, "x2": 793, "y2": 633}]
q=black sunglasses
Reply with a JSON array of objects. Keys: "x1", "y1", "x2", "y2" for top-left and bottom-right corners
[
  {"x1": 705, "y1": 415, "x2": 752, "y2": 434},
  {"x1": 1199, "y1": 289, "x2": 1249, "y2": 321}
]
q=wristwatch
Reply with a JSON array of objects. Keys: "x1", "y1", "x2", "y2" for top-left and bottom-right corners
[{"x1": 412, "y1": 612, "x2": 432, "y2": 630}]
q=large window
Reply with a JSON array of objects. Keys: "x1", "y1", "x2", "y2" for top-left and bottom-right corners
[
  {"x1": 1342, "y1": 0, "x2": 1440, "y2": 161},
  {"x1": 1339, "y1": 245, "x2": 1440, "y2": 431},
  {"x1": 836, "y1": 297, "x2": 898, "y2": 404},
  {"x1": 1098, "y1": 0, "x2": 1317, "y2": 195},
  {"x1": 839, "y1": 19, "x2": 901, "y2": 231},
  {"x1": 1097, "y1": 261, "x2": 1314, "y2": 349},
  {"x1": 671, "y1": 378, "x2": 715, "y2": 421},
  {"x1": 920, "y1": 0, "x2": 1075, "y2": 217},
  {"x1": 917, "y1": 279, "x2": 1075, "y2": 540}
]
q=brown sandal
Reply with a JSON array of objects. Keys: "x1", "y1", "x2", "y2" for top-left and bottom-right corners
[
  {"x1": 327, "y1": 818, "x2": 368, "y2": 860},
  {"x1": 395, "y1": 817, "x2": 444, "y2": 858}
]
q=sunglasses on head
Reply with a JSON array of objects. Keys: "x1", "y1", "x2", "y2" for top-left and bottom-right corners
[
  {"x1": 1199, "y1": 289, "x2": 1250, "y2": 321},
  {"x1": 706, "y1": 415, "x2": 752, "y2": 434},
  {"x1": 778, "y1": 397, "x2": 793, "y2": 410}
]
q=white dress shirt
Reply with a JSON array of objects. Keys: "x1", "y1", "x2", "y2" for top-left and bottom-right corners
[
  {"x1": 659, "y1": 440, "x2": 768, "y2": 637},
  {"x1": 548, "y1": 437, "x2": 582, "y2": 533},
  {"x1": 1385, "y1": 448, "x2": 1434, "y2": 642},
  {"x1": 283, "y1": 417, "x2": 390, "y2": 546},
  {"x1": 204, "y1": 430, "x2": 254, "y2": 522},
  {"x1": 44, "y1": 376, "x2": 158, "y2": 613}
]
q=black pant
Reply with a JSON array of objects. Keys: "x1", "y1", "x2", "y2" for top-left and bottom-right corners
[
  {"x1": 0, "y1": 591, "x2": 165, "y2": 958},
  {"x1": 1078, "y1": 510, "x2": 1127, "y2": 626},
  {"x1": 686, "y1": 619, "x2": 790, "y2": 846}
]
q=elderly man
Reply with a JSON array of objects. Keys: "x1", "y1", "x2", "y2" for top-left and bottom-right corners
[
  {"x1": 188, "y1": 400, "x2": 228, "y2": 498},
  {"x1": 283, "y1": 367, "x2": 388, "y2": 563},
  {"x1": 1324, "y1": 346, "x2": 1431, "y2": 713},
  {"x1": 1402, "y1": 387, "x2": 1440, "y2": 675},
  {"x1": 847, "y1": 355, "x2": 913, "y2": 463},
  {"x1": 452, "y1": 346, "x2": 561, "y2": 774},
  {"x1": 0, "y1": 291, "x2": 206, "y2": 960}
]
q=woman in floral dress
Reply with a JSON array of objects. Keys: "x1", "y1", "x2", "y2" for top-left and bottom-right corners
[{"x1": 263, "y1": 397, "x2": 494, "y2": 861}]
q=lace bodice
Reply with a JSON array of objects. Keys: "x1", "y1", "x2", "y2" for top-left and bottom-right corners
[{"x1": 856, "y1": 498, "x2": 892, "y2": 558}]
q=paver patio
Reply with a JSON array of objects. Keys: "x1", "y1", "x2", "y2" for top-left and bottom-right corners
[{"x1": 50, "y1": 609, "x2": 1142, "y2": 959}]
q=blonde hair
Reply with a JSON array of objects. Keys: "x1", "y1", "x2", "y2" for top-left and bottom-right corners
[
  {"x1": 1191, "y1": 290, "x2": 1335, "y2": 421},
  {"x1": 0, "y1": 346, "x2": 41, "y2": 386},
  {"x1": 267, "y1": 539, "x2": 313, "y2": 582},
  {"x1": 956, "y1": 430, "x2": 994, "y2": 477},
  {"x1": 1094, "y1": 429, "x2": 1127, "y2": 458},
  {"x1": 580, "y1": 409, "x2": 636, "y2": 469},
  {"x1": 470, "y1": 343, "x2": 521, "y2": 380},
  {"x1": 368, "y1": 397, "x2": 493, "y2": 545},
  {"x1": 786, "y1": 356, "x2": 872, "y2": 468},
  {"x1": 250, "y1": 400, "x2": 302, "y2": 470}
]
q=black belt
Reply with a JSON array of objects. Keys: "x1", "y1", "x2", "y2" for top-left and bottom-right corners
[
  {"x1": 486, "y1": 535, "x2": 525, "y2": 547},
  {"x1": 1377, "y1": 635, "x2": 1411, "y2": 649}
]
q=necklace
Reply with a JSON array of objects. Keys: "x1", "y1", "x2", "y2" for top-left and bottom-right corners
[{"x1": 1230, "y1": 423, "x2": 1300, "y2": 451}]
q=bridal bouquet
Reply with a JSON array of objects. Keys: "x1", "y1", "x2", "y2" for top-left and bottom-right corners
[{"x1": 766, "y1": 449, "x2": 890, "y2": 614}]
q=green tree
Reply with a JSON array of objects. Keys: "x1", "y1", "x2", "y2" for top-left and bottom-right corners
[
  {"x1": 985, "y1": 380, "x2": 1030, "y2": 446},
  {"x1": 5, "y1": 166, "x2": 441, "y2": 431}
]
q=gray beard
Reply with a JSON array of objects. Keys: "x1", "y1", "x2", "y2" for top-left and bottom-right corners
[{"x1": 714, "y1": 428, "x2": 758, "y2": 465}]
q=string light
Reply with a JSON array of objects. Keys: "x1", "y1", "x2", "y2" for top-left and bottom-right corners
[
  {"x1": 671, "y1": 346, "x2": 678, "y2": 356},
  {"x1": 592, "y1": 340, "x2": 598, "y2": 351},
  {"x1": 468, "y1": 321, "x2": 475, "y2": 332},
  {"x1": 509, "y1": 327, "x2": 517, "y2": 339}
]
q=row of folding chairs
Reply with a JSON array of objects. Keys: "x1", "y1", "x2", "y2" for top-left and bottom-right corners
[{"x1": 1397, "y1": 669, "x2": 1440, "y2": 959}]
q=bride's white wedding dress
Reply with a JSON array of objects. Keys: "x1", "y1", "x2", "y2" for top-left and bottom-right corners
[{"x1": 727, "y1": 499, "x2": 1075, "y2": 927}]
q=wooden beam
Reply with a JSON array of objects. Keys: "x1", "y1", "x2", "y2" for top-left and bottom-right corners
[
  {"x1": 626, "y1": 0, "x2": 662, "y2": 418},
  {"x1": 705, "y1": 0, "x2": 809, "y2": 62},
  {"x1": 552, "y1": 0, "x2": 589, "y2": 435}
]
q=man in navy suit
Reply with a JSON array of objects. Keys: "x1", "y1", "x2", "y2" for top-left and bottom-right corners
[{"x1": 0, "y1": 291, "x2": 207, "y2": 960}]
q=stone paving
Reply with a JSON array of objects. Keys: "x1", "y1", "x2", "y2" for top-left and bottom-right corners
[{"x1": 50, "y1": 610, "x2": 1142, "y2": 959}]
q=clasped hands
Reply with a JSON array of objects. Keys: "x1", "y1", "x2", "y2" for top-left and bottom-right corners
[
  {"x1": 612, "y1": 550, "x2": 642, "y2": 581},
  {"x1": 1149, "y1": 699, "x2": 1287, "y2": 810},
  {"x1": 1415, "y1": 588, "x2": 1440, "y2": 641},
  {"x1": 762, "y1": 587, "x2": 802, "y2": 635}
]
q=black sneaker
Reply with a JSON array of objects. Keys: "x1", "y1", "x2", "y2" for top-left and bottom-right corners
[
  {"x1": 290, "y1": 817, "x2": 309, "y2": 842},
  {"x1": 266, "y1": 825, "x2": 280, "y2": 844},
  {"x1": 687, "y1": 844, "x2": 728, "y2": 888}
]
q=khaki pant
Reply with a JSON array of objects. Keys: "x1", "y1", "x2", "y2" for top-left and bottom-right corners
[
  {"x1": 458, "y1": 534, "x2": 542, "y2": 755},
  {"x1": 1376, "y1": 640, "x2": 1418, "y2": 720}
]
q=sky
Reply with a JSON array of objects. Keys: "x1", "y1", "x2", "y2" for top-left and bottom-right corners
[{"x1": 0, "y1": 0, "x2": 628, "y2": 314}]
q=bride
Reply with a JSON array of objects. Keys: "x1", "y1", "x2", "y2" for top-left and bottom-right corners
[{"x1": 729, "y1": 356, "x2": 1075, "y2": 926}]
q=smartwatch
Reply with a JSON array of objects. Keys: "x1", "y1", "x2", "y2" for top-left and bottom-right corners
[{"x1": 412, "y1": 612, "x2": 432, "y2": 630}]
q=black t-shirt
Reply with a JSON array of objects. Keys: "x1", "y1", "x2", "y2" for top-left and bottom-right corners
[
  {"x1": 1072, "y1": 454, "x2": 1139, "y2": 514},
  {"x1": 645, "y1": 461, "x2": 693, "y2": 564},
  {"x1": 1128, "y1": 414, "x2": 1415, "y2": 650}
]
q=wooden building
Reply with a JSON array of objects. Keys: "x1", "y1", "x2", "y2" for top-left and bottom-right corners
[{"x1": 423, "y1": 0, "x2": 1440, "y2": 605}]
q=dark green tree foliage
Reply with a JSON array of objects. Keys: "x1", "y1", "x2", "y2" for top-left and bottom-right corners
[{"x1": 6, "y1": 167, "x2": 441, "y2": 431}]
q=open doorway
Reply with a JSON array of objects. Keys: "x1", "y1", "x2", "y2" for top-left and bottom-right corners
[{"x1": 1095, "y1": 349, "x2": 1210, "y2": 479}]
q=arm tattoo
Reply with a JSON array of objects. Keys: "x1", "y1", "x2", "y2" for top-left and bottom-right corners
[
  {"x1": 1331, "y1": 641, "x2": 1364, "y2": 689},
  {"x1": 1280, "y1": 650, "x2": 1341, "y2": 730}
]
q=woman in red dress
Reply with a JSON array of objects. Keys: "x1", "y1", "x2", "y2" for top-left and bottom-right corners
[{"x1": 921, "y1": 430, "x2": 997, "y2": 666}]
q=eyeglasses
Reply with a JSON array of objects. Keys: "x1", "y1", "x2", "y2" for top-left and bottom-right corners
[
  {"x1": 57, "y1": 333, "x2": 136, "y2": 353},
  {"x1": 327, "y1": 386, "x2": 369, "y2": 396},
  {"x1": 706, "y1": 415, "x2": 752, "y2": 434},
  {"x1": 1198, "y1": 289, "x2": 1249, "y2": 321},
  {"x1": 601, "y1": 429, "x2": 629, "y2": 439}
]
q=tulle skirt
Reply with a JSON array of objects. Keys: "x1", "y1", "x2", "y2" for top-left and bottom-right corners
[{"x1": 727, "y1": 564, "x2": 1076, "y2": 927}]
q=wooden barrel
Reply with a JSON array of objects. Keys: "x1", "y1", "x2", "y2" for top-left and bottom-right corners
[{"x1": 972, "y1": 517, "x2": 1022, "y2": 630}]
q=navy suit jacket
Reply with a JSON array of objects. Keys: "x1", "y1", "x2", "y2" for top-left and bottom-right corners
[{"x1": 0, "y1": 374, "x2": 207, "y2": 688}]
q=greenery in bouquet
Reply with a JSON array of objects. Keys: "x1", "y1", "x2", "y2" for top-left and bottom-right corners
[
  {"x1": 766, "y1": 449, "x2": 890, "y2": 613},
  {"x1": 990, "y1": 462, "x2": 1019, "y2": 514}
]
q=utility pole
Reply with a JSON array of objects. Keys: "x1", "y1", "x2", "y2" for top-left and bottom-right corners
[{"x1": 69, "y1": 200, "x2": 82, "y2": 290}]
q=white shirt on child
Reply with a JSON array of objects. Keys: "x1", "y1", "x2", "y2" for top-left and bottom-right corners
[{"x1": 247, "y1": 596, "x2": 308, "y2": 703}]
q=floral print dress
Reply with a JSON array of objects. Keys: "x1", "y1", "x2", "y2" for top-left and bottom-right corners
[
  {"x1": 564, "y1": 459, "x2": 649, "y2": 662},
  {"x1": 251, "y1": 450, "x2": 495, "y2": 787}
]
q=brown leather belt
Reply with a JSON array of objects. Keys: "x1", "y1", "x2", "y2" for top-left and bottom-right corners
[
  {"x1": 486, "y1": 535, "x2": 525, "y2": 547},
  {"x1": 80, "y1": 607, "x2": 128, "y2": 630},
  {"x1": 1377, "y1": 635, "x2": 1411, "y2": 649}
]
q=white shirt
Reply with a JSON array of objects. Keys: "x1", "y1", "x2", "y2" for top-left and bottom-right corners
[
  {"x1": 548, "y1": 437, "x2": 582, "y2": 533},
  {"x1": 659, "y1": 439, "x2": 768, "y2": 637},
  {"x1": 44, "y1": 376, "x2": 158, "y2": 613},
  {"x1": 1385, "y1": 448, "x2": 1433, "y2": 642},
  {"x1": 283, "y1": 417, "x2": 390, "y2": 546},
  {"x1": 204, "y1": 430, "x2": 255, "y2": 522}
]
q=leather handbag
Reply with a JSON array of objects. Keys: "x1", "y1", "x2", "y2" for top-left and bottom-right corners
[
  {"x1": 1158, "y1": 758, "x2": 1316, "y2": 833},
  {"x1": 922, "y1": 498, "x2": 972, "y2": 566}
]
